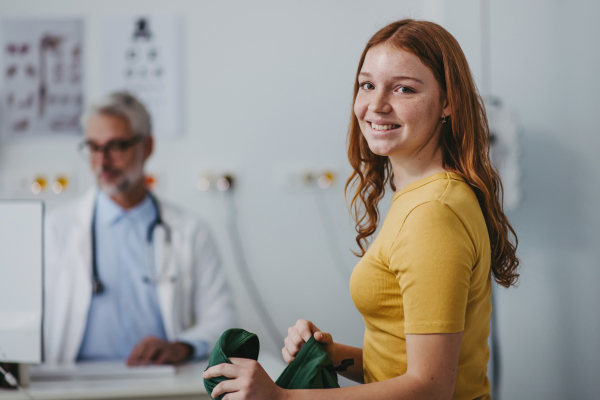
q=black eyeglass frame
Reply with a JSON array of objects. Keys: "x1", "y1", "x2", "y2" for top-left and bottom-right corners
[{"x1": 77, "y1": 135, "x2": 145, "y2": 160}]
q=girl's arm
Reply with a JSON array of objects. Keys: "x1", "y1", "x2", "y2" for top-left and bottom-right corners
[
  {"x1": 285, "y1": 332, "x2": 462, "y2": 400},
  {"x1": 328, "y1": 342, "x2": 363, "y2": 383},
  {"x1": 204, "y1": 330, "x2": 463, "y2": 400}
]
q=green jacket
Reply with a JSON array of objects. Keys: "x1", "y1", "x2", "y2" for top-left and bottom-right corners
[{"x1": 204, "y1": 328, "x2": 354, "y2": 400}]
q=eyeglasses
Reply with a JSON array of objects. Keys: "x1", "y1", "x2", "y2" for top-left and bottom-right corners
[{"x1": 77, "y1": 135, "x2": 144, "y2": 161}]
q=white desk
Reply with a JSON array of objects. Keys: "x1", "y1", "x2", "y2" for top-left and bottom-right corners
[{"x1": 0, "y1": 354, "x2": 286, "y2": 400}]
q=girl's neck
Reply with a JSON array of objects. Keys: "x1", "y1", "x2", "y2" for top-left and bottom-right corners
[{"x1": 389, "y1": 146, "x2": 447, "y2": 192}]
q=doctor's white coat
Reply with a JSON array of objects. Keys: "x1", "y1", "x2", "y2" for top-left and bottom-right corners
[{"x1": 43, "y1": 189, "x2": 238, "y2": 364}]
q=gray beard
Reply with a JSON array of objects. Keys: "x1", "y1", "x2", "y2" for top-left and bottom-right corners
[
  {"x1": 95, "y1": 165, "x2": 144, "y2": 196},
  {"x1": 100, "y1": 178, "x2": 132, "y2": 196}
]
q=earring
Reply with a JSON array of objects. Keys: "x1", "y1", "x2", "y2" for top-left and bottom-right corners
[{"x1": 442, "y1": 115, "x2": 448, "y2": 124}]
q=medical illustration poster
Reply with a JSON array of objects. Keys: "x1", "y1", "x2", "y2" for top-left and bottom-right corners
[
  {"x1": 0, "y1": 18, "x2": 84, "y2": 138},
  {"x1": 99, "y1": 15, "x2": 183, "y2": 138}
]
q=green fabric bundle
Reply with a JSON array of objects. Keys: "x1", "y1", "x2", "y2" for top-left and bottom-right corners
[
  {"x1": 204, "y1": 328, "x2": 353, "y2": 399},
  {"x1": 204, "y1": 329, "x2": 260, "y2": 400}
]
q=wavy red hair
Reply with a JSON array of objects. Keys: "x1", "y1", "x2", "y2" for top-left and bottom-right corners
[{"x1": 345, "y1": 19, "x2": 519, "y2": 288}]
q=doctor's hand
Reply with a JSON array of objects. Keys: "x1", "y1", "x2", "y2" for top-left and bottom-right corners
[
  {"x1": 203, "y1": 357, "x2": 285, "y2": 400},
  {"x1": 283, "y1": 319, "x2": 336, "y2": 365},
  {"x1": 126, "y1": 336, "x2": 193, "y2": 366}
]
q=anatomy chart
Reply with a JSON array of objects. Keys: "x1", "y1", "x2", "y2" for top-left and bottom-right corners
[
  {"x1": 99, "y1": 15, "x2": 183, "y2": 138},
  {"x1": 0, "y1": 18, "x2": 84, "y2": 138}
]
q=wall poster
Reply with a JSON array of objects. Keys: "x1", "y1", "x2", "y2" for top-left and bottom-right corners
[
  {"x1": 0, "y1": 18, "x2": 84, "y2": 138},
  {"x1": 99, "y1": 15, "x2": 183, "y2": 138}
]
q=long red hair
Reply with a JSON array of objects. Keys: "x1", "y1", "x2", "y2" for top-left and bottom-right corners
[{"x1": 345, "y1": 19, "x2": 519, "y2": 288}]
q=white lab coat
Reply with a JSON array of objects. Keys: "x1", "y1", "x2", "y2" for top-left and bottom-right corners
[{"x1": 43, "y1": 188, "x2": 237, "y2": 364}]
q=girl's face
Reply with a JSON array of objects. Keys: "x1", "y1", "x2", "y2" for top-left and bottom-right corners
[{"x1": 353, "y1": 42, "x2": 449, "y2": 160}]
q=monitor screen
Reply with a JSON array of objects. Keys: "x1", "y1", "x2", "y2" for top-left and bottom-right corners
[{"x1": 0, "y1": 200, "x2": 43, "y2": 364}]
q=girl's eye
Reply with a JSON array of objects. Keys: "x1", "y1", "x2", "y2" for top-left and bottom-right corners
[
  {"x1": 398, "y1": 86, "x2": 414, "y2": 94},
  {"x1": 360, "y1": 82, "x2": 374, "y2": 90}
]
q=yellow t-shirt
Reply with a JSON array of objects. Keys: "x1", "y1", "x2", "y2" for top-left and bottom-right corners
[{"x1": 350, "y1": 172, "x2": 492, "y2": 400}]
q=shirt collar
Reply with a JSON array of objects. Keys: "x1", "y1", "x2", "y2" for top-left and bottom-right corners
[{"x1": 96, "y1": 190, "x2": 156, "y2": 230}]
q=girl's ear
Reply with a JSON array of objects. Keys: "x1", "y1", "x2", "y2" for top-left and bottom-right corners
[{"x1": 441, "y1": 94, "x2": 451, "y2": 119}]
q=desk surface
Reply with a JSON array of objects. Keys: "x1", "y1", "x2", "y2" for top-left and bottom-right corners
[{"x1": 0, "y1": 353, "x2": 287, "y2": 400}]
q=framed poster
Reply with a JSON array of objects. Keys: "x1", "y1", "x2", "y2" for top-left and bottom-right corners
[
  {"x1": 0, "y1": 18, "x2": 84, "y2": 138},
  {"x1": 99, "y1": 15, "x2": 183, "y2": 138}
]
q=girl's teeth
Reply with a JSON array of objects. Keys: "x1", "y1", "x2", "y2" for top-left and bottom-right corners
[{"x1": 371, "y1": 123, "x2": 399, "y2": 131}]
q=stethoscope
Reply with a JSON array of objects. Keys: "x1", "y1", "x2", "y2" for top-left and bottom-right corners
[{"x1": 91, "y1": 191, "x2": 173, "y2": 295}]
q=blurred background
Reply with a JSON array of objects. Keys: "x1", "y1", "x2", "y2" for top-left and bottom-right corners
[{"x1": 0, "y1": 0, "x2": 598, "y2": 398}]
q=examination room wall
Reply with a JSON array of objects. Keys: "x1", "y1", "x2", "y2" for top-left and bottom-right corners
[
  {"x1": 1, "y1": 0, "x2": 599, "y2": 398},
  {"x1": 0, "y1": 0, "x2": 429, "y2": 369},
  {"x1": 487, "y1": 1, "x2": 600, "y2": 398}
]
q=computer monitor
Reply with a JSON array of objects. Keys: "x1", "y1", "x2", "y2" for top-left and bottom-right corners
[{"x1": 0, "y1": 200, "x2": 43, "y2": 364}]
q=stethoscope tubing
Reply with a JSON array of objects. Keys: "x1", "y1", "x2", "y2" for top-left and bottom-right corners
[{"x1": 91, "y1": 191, "x2": 172, "y2": 295}]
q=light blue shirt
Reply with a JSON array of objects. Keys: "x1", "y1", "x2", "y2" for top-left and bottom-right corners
[{"x1": 77, "y1": 191, "x2": 207, "y2": 361}]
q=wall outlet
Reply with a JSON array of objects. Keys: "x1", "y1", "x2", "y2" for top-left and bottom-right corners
[
  {"x1": 196, "y1": 171, "x2": 236, "y2": 192},
  {"x1": 1, "y1": 171, "x2": 77, "y2": 199},
  {"x1": 275, "y1": 166, "x2": 340, "y2": 191}
]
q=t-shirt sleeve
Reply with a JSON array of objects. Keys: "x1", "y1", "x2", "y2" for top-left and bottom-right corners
[{"x1": 389, "y1": 200, "x2": 476, "y2": 334}]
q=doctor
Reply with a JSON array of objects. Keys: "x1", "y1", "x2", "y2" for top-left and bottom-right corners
[{"x1": 44, "y1": 92, "x2": 237, "y2": 365}]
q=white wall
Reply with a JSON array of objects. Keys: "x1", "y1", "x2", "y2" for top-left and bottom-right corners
[
  {"x1": 489, "y1": 1, "x2": 600, "y2": 399},
  {"x1": 2, "y1": 0, "x2": 599, "y2": 398}
]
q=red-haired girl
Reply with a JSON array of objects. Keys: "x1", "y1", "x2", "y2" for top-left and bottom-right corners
[{"x1": 205, "y1": 19, "x2": 519, "y2": 400}]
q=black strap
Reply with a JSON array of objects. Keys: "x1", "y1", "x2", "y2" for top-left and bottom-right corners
[{"x1": 328, "y1": 358, "x2": 354, "y2": 373}]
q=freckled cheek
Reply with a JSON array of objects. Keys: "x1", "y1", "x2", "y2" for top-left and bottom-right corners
[
  {"x1": 395, "y1": 99, "x2": 432, "y2": 128},
  {"x1": 353, "y1": 96, "x2": 368, "y2": 122},
  {"x1": 354, "y1": 92, "x2": 369, "y2": 120},
  {"x1": 354, "y1": 99, "x2": 364, "y2": 121}
]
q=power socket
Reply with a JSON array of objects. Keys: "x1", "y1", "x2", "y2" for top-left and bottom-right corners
[
  {"x1": 275, "y1": 166, "x2": 339, "y2": 191},
  {"x1": 197, "y1": 171, "x2": 236, "y2": 192},
  {"x1": 2, "y1": 171, "x2": 77, "y2": 199}
]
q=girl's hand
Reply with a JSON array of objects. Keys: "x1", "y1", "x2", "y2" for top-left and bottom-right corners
[
  {"x1": 282, "y1": 319, "x2": 337, "y2": 364},
  {"x1": 203, "y1": 358, "x2": 286, "y2": 400}
]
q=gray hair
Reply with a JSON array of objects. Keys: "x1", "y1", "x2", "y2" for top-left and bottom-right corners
[{"x1": 81, "y1": 91, "x2": 152, "y2": 137}]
